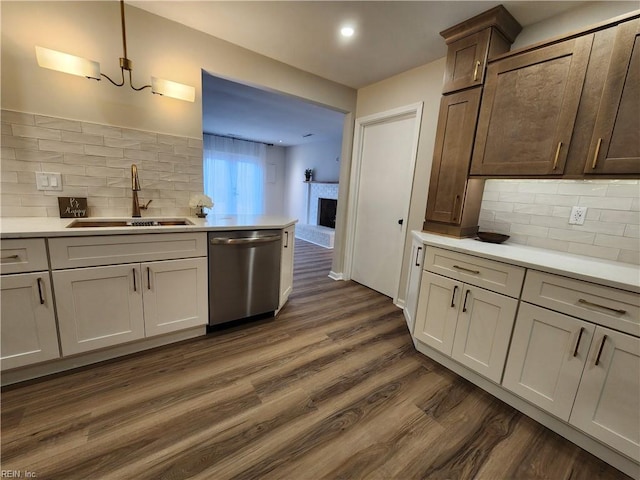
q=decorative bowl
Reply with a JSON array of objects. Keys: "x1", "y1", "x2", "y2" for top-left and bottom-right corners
[{"x1": 476, "y1": 231, "x2": 510, "y2": 244}]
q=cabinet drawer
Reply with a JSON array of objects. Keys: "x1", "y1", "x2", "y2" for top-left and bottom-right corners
[
  {"x1": 523, "y1": 270, "x2": 640, "y2": 337},
  {"x1": 0, "y1": 238, "x2": 48, "y2": 274},
  {"x1": 424, "y1": 247, "x2": 524, "y2": 297},
  {"x1": 49, "y1": 233, "x2": 207, "y2": 269}
]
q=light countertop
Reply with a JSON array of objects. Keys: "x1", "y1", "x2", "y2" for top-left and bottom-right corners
[
  {"x1": 413, "y1": 231, "x2": 640, "y2": 293},
  {"x1": 0, "y1": 215, "x2": 298, "y2": 239}
]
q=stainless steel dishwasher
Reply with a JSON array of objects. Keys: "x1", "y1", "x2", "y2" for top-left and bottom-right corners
[{"x1": 208, "y1": 230, "x2": 282, "y2": 326}]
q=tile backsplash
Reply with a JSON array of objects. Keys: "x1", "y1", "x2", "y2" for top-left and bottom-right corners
[
  {"x1": 1, "y1": 110, "x2": 204, "y2": 218},
  {"x1": 480, "y1": 179, "x2": 640, "y2": 265}
]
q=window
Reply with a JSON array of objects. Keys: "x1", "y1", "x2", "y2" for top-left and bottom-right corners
[{"x1": 203, "y1": 134, "x2": 266, "y2": 215}]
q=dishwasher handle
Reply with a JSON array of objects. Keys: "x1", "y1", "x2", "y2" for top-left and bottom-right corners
[{"x1": 210, "y1": 235, "x2": 281, "y2": 245}]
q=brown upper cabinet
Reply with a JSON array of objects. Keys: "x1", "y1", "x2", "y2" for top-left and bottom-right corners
[
  {"x1": 441, "y1": 6, "x2": 522, "y2": 94},
  {"x1": 585, "y1": 18, "x2": 640, "y2": 175},
  {"x1": 470, "y1": 35, "x2": 594, "y2": 176}
]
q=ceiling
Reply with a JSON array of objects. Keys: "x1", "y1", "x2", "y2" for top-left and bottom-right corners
[{"x1": 129, "y1": 1, "x2": 591, "y2": 146}]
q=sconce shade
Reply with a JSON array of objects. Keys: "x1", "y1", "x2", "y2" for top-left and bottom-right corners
[
  {"x1": 151, "y1": 77, "x2": 195, "y2": 102},
  {"x1": 36, "y1": 46, "x2": 100, "y2": 80}
]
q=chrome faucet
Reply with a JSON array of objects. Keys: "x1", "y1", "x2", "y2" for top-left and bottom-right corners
[{"x1": 131, "y1": 164, "x2": 152, "y2": 217}]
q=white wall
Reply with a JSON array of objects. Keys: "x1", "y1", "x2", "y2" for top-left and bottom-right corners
[
  {"x1": 264, "y1": 146, "x2": 287, "y2": 215},
  {"x1": 284, "y1": 137, "x2": 343, "y2": 224}
]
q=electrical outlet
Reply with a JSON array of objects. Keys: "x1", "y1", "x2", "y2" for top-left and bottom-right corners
[
  {"x1": 569, "y1": 206, "x2": 587, "y2": 225},
  {"x1": 36, "y1": 172, "x2": 63, "y2": 191}
]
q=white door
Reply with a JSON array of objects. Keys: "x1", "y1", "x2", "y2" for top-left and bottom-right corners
[
  {"x1": 414, "y1": 271, "x2": 461, "y2": 356},
  {"x1": 570, "y1": 326, "x2": 640, "y2": 460},
  {"x1": 451, "y1": 285, "x2": 518, "y2": 383},
  {"x1": 348, "y1": 103, "x2": 422, "y2": 300},
  {"x1": 502, "y1": 303, "x2": 595, "y2": 421}
]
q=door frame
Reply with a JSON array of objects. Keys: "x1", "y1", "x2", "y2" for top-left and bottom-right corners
[{"x1": 343, "y1": 102, "x2": 423, "y2": 304}]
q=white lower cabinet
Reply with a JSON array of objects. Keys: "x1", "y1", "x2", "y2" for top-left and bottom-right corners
[
  {"x1": 414, "y1": 271, "x2": 517, "y2": 383},
  {"x1": 502, "y1": 303, "x2": 595, "y2": 421},
  {"x1": 570, "y1": 326, "x2": 640, "y2": 460},
  {"x1": 1, "y1": 272, "x2": 60, "y2": 369},
  {"x1": 279, "y1": 225, "x2": 295, "y2": 309},
  {"x1": 54, "y1": 258, "x2": 208, "y2": 356}
]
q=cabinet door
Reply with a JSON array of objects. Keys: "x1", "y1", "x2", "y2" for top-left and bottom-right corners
[
  {"x1": 403, "y1": 239, "x2": 424, "y2": 333},
  {"x1": 142, "y1": 258, "x2": 208, "y2": 337},
  {"x1": 414, "y1": 272, "x2": 461, "y2": 355},
  {"x1": 53, "y1": 265, "x2": 145, "y2": 355},
  {"x1": 471, "y1": 35, "x2": 593, "y2": 175},
  {"x1": 451, "y1": 285, "x2": 518, "y2": 383},
  {"x1": 502, "y1": 303, "x2": 594, "y2": 420},
  {"x1": 570, "y1": 327, "x2": 640, "y2": 459},
  {"x1": 442, "y1": 29, "x2": 491, "y2": 93},
  {"x1": 585, "y1": 19, "x2": 640, "y2": 174},
  {"x1": 426, "y1": 88, "x2": 482, "y2": 224},
  {"x1": 1, "y1": 272, "x2": 60, "y2": 370},
  {"x1": 279, "y1": 225, "x2": 295, "y2": 309}
]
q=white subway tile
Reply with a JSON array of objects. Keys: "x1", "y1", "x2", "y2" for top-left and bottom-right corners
[
  {"x1": 573, "y1": 220, "x2": 625, "y2": 235},
  {"x1": 44, "y1": 186, "x2": 88, "y2": 197},
  {"x1": 557, "y1": 182, "x2": 607, "y2": 196},
  {"x1": 21, "y1": 195, "x2": 58, "y2": 207},
  {"x1": 89, "y1": 187, "x2": 127, "y2": 197},
  {"x1": 618, "y1": 249, "x2": 640, "y2": 265},
  {"x1": 104, "y1": 137, "x2": 141, "y2": 149},
  {"x1": 106, "y1": 177, "x2": 130, "y2": 188},
  {"x1": 2, "y1": 110, "x2": 35, "y2": 126},
  {"x1": 122, "y1": 129, "x2": 157, "y2": 143},
  {"x1": 84, "y1": 144, "x2": 124, "y2": 158},
  {"x1": 35, "y1": 116, "x2": 82, "y2": 132},
  {"x1": 568, "y1": 243, "x2": 620, "y2": 261},
  {"x1": 15, "y1": 149, "x2": 63, "y2": 163},
  {"x1": 498, "y1": 192, "x2": 536, "y2": 203},
  {"x1": 188, "y1": 138, "x2": 203, "y2": 149},
  {"x1": 548, "y1": 228, "x2": 595, "y2": 244},
  {"x1": 600, "y1": 210, "x2": 640, "y2": 225},
  {"x1": 530, "y1": 215, "x2": 571, "y2": 228},
  {"x1": 624, "y1": 224, "x2": 640, "y2": 238},
  {"x1": 157, "y1": 133, "x2": 188, "y2": 146},
  {"x1": 158, "y1": 172, "x2": 190, "y2": 183},
  {"x1": 484, "y1": 180, "x2": 519, "y2": 193},
  {"x1": 1, "y1": 123, "x2": 13, "y2": 135},
  {"x1": 143, "y1": 160, "x2": 173, "y2": 173},
  {"x1": 1, "y1": 195, "x2": 21, "y2": 206},
  {"x1": 174, "y1": 164, "x2": 203, "y2": 175},
  {"x1": 82, "y1": 123, "x2": 122, "y2": 138},
  {"x1": 63, "y1": 153, "x2": 107, "y2": 167},
  {"x1": 2, "y1": 159, "x2": 41, "y2": 172},
  {"x1": 107, "y1": 197, "x2": 131, "y2": 208},
  {"x1": 632, "y1": 197, "x2": 640, "y2": 211},
  {"x1": 535, "y1": 194, "x2": 579, "y2": 206},
  {"x1": 504, "y1": 233, "x2": 527, "y2": 245},
  {"x1": 527, "y1": 236, "x2": 570, "y2": 252},
  {"x1": 481, "y1": 191, "x2": 500, "y2": 202},
  {"x1": 61, "y1": 131, "x2": 103, "y2": 145},
  {"x1": 0, "y1": 182, "x2": 39, "y2": 194},
  {"x1": 2, "y1": 172, "x2": 18, "y2": 183},
  {"x1": 2, "y1": 134, "x2": 39, "y2": 150},
  {"x1": 606, "y1": 184, "x2": 640, "y2": 198},
  {"x1": 578, "y1": 196, "x2": 633, "y2": 210},
  {"x1": 481, "y1": 200, "x2": 514, "y2": 213},
  {"x1": 510, "y1": 223, "x2": 549, "y2": 237},
  {"x1": 90, "y1": 207, "x2": 129, "y2": 217},
  {"x1": 1, "y1": 205, "x2": 47, "y2": 217},
  {"x1": 174, "y1": 145, "x2": 202, "y2": 157},
  {"x1": 594, "y1": 233, "x2": 640, "y2": 251},
  {"x1": 1, "y1": 147, "x2": 16, "y2": 162},
  {"x1": 16, "y1": 172, "x2": 35, "y2": 184},
  {"x1": 513, "y1": 204, "x2": 554, "y2": 216},
  {"x1": 516, "y1": 181, "x2": 558, "y2": 194},
  {"x1": 552, "y1": 206, "x2": 572, "y2": 218},
  {"x1": 477, "y1": 221, "x2": 510, "y2": 234},
  {"x1": 188, "y1": 155, "x2": 203, "y2": 166},
  {"x1": 41, "y1": 163, "x2": 85, "y2": 175},
  {"x1": 160, "y1": 190, "x2": 190, "y2": 201},
  {"x1": 124, "y1": 149, "x2": 157, "y2": 162},
  {"x1": 64, "y1": 175, "x2": 107, "y2": 187},
  {"x1": 495, "y1": 211, "x2": 530, "y2": 224},
  {"x1": 86, "y1": 197, "x2": 109, "y2": 207},
  {"x1": 85, "y1": 166, "x2": 126, "y2": 178},
  {"x1": 12, "y1": 124, "x2": 61, "y2": 141},
  {"x1": 585, "y1": 208, "x2": 601, "y2": 220},
  {"x1": 140, "y1": 142, "x2": 173, "y2": 154},
  {"x1": 39, "y1": 139, "x2": 84, "y2": 154}
]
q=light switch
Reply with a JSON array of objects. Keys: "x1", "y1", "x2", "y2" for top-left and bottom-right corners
[{"x1": 36, "y1": 172, "x2": 63, "y2": 191}]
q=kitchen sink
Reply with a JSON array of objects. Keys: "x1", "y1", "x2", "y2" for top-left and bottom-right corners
[{"x1": 66, "y1": 218, "x2": 194, "y2": 228}]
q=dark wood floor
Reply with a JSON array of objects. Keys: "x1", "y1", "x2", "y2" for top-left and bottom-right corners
[{"x1": 1, "y1": 239, "x2": 631, "y2": 479}]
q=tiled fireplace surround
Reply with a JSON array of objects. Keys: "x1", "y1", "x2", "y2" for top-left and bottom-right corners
[
  {"x1": 295, "y1": 181, "x2": 339, "y2": 249},
  {"x1": 1, "y1": 110, "x2": 638, "y2": 264}
]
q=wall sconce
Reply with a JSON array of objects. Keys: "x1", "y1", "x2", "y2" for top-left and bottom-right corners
[{"x1": 35, "y1": 0, "x2": 195, "y2": 102}]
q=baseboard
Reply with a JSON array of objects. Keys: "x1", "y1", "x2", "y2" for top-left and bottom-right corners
[{"x1": 328, "y1": 271, "x2": 344, "y2": 281}]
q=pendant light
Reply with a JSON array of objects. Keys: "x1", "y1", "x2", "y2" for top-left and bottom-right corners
[{"x1": 35, "y1": 0, "x2": 195, "y2": 102}]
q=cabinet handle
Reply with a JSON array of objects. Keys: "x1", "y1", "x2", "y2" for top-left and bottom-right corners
[
  {"x1": 415, "y1": 246, "x2": 422, "y2": 267},
  {"x1": 552, "y1": 141, "x2": 562, "y2": 170},
  {"x1": 147, "y1": 267, "x2": 151, "y2": 290},
  {"x1": 284, "y1": 231, "x2": 289, "y2": 248},
  {"x1": 473, "y1": 60, "x2": 481, "y2": 81},
  {"x1": 594, "y1": 335, "x2": 607, "y2": 366},
  {"x1": 450, "y1": 285, "x2": 458, "y2": 308},
  {"x1": 453, "y1": 265, "x2": 480, "y2": 275},
  {"x1": 1, "y1": 254, "x2": 19, "y2": 261},
  {"x1": 462, "y1": 289, "x2": 470, "y2": 313},
  {"x1": 591, "y1": 138, "x2": 602, "y2": 169},
  {"x1": 132, "y1": 268, "x2": 137, "y2": 292},
  {"x1": 572, "y1": 327, "x2": 584, "y2": 357},
  {"x1": 37, "y1": 277, "x2": 45, "y2": 305},
  {"x1": 578, "y1": 298, "x2": 626, "y2": 315}
]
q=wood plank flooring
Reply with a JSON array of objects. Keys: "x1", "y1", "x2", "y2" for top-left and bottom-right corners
[{"x1": 1, "y1": 239, "x2": 631, "y2": 479}]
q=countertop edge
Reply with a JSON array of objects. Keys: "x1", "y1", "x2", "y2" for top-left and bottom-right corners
[{"x1": 413, "y1": 230, "x2": 640, "y2": 294}]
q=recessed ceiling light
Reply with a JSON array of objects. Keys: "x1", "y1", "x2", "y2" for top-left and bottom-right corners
[{"x1": 341, "y1": 26, "x2": 355, "y2": 37}]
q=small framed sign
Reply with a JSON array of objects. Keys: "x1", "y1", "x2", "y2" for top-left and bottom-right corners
[{"x1": 58, "y1": 197, "x2": 88, "y2": 218}]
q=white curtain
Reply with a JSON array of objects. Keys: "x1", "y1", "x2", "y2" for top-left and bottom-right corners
[{"x1": 203, "y1": 134, "x2": 266, "y2": 215}]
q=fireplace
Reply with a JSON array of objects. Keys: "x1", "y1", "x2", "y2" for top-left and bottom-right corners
[{"x1": 318, "y1": 198, "x2": 337, "y2": 229}]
